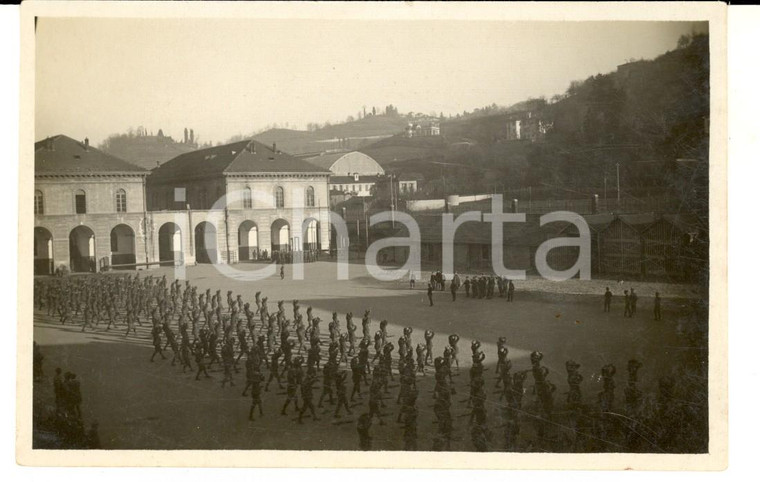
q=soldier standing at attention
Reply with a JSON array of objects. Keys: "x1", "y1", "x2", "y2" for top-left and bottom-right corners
[
  {"x1": 507, "y1": 279, "x2": 515, "y2": 302},
  {"x1": 630, "y1": 288, "x2": 638, "y2": 317},
  {"x1": 623, "y1": 290, "x2": 632, "y2": 318},
  {"x1": 654, "y1": 292, "x2": 662, "y2": 321},
  {"x1": 464, "y1": 276, "x2": 471, "y2": 298},
  {"x1": 604, "y1": 287, "x2": 612, "y2": 312}
]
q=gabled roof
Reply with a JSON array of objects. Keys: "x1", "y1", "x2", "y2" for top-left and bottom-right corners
[
  {"x1": 149, "y1": 139, "x2": 330, "y2": 182},
  {"x1": 35, "y1": 135, "x2": 147, "y2": 175}
]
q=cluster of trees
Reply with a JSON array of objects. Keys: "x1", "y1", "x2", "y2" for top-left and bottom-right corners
[
  {"x1": 418, "y1": 33, "x2": 709, "y2": 201},
  {"x1": 99, "y1": 127, "x2": 212, "y2": 151}
]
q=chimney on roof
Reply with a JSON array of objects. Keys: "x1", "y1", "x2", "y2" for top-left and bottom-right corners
[
  {"x1": 84, "y1": 138, "x2": 89, "y2": 150},
  {"x1": 272, "y1": 142, "x2": 277, "y2": 153},
  {"x1": 247, "y1": 141, "x2": 256, "y2": 154},
  {"x1": 511, "y1": 199, "x2": 518, "y2": 213}
]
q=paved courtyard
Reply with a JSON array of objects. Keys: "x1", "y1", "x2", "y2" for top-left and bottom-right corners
[{"x1": 32, "y1": 261, "x2": 705, "y2": 451}]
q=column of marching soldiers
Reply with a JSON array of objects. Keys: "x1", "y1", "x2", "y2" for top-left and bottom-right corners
[{"x1": 34, "y1": 274, "x2": 681, "y2": 452}]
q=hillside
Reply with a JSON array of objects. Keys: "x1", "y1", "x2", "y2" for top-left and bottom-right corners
[
  {"x1": 358, "y1": 33, "x2": 709, "y2": 203},
  {"x1": 359, "y1": 134, "x2": 447, "y2": 165},
  {"x1": 251, "y1": 114, "x2": 409, "y2": 156}
]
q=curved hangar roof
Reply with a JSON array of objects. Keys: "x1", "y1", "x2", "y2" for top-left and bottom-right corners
[{"x1": 304, "y1": 151, "x2": 384, "y2": 176}]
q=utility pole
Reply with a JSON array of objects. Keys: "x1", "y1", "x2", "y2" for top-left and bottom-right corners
[
  {"x1": 616, "y1": 162, "x2": 621, "y2": 209},
  {"x1": 390, "y1": 173, "x2": 395, "y2": 228},
  {"x1": 364, "y1": 199, "x2": 369, "y2": 251}
]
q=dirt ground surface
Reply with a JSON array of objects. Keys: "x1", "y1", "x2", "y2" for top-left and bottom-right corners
[{"x1": 31, "y1": 261, "x2": 705, "y2": 451}]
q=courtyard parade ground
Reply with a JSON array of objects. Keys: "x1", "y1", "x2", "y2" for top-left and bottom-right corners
[{"x1": 32, "y1": 261, "x2": 705, "y2": 451}]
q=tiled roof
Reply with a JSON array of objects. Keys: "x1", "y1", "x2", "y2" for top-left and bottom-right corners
[
  {"x1": 35, "y1": 135, "x2": 147, "y2": 175},
  {"x1": 149, "y1": 139, "x2": 330, "y2": 182}
]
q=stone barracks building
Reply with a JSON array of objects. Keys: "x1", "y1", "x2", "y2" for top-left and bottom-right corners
[{"x1": 33, "y1": 135, "x2": 331, "y2": 274}]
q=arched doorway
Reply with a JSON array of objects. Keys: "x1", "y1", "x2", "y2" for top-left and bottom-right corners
[
  {"x1": 69, "y1": 225, "x2": 96, "y2": 273},
  {"x1": 110, "y1": 224, "x2": 136, "y2": 269},
  {"x1": 158, "y1": 222, "x2": 183, "y2": 264},
  {"x1": 195, "y1": 221, "x2": 218, "y2": 264},
  {"x1": 302, "y1": 218, "x2": 320, "y2": 251},
  {"x1": 238, "y1": 220, "x2": 259, "y2": 261},
  {"x1": 270, "y1": 219, "x2": 290, "y2": 256},
  {"x1": 34, "y1": 227, "x2": 54, "y2": 275}
]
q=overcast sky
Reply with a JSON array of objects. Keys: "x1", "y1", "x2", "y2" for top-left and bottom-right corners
[{"x1": 35, "y1": 18, "x2": 707, "y2": 146}]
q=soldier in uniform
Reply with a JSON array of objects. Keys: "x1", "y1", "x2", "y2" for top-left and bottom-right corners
[
  {"x1": 464, "y1": 276, "x2": 471, "y2": 298},
  {"x1": 319, "y1": 357, "x2": 337, "y2": 408},
  {"x1": 265, "y1": 347, "x2": 284, "y2": 391},
  {"x1": 427, "y1": 283, "x2": 434, "y2": 307},
  {"x1": 194, "y1": 341, "x2": 211, "y2": 380},
  {"x1": 248, "y1": 369, "x2": 265, "y2": 421},
  {"x1": 630, "y1": 288, "x2": 638, "y2": 316},
  {"x1": 280, "y1": 357, "x2": 303, "y2": 415},
  {"x1": 357, "y1": 413, "x2": 373, "y2": 450},
  {"x1": 350, "y1": 356, "x2": 364, "y2": 401},
  {"x1": 150, "y1": 324, "x2": 166, "y2": 362},
  {"x1": 424, "y1": 329, "x2": 435, "y2": 365},
  {"x1": 334, "y1": 370, "x2": 352, "y2": 418},
  {"x1": 361, "y1": 309, "x2": 371, "y2": 341},
  {"x1": 654, "y1": 292, "x2": 662, "y2": 321},
  {"x1": 298, "y1": 368, "x2": 320, "y2": 423},
  {"x1": 221, "y1": 338, "x2": 236, "y2": 387},
  {"x1": 415, "y1": 343, "x2": 426, "y2": 375},
  {"x1": 448, "y1": 333, "x2": 461, "y2": 371},
  {"x1": 623, "y1": 290, "x2": 632, "y2": 317},
  {"x1": 604, "y1": 287, "x2": 612, "y2": 312}
]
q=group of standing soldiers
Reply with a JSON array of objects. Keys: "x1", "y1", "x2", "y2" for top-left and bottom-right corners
[
  {"x1": 425, "y1": 272, "x2": 516, "y2": 307},
  {"x1": 34, "y1": 273, "x2": 684, "y2": 452},
  {"x1": 604, "y1": 286, "x2": 664, "y2": 321}
]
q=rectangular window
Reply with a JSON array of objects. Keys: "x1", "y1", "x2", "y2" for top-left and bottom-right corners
[
  {"x1": 243, "y1": 188, "x2": 252, "y2": 209},
  {"x1": 75, "y1": 193, "x2": 86, "y2": 214},
  {"x1": 34, "y1": 192, "x2": 44, "y2": 214}
]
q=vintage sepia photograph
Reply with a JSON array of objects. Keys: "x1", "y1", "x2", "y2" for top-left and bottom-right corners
[{"x1": 17, "y1": 1, "x2": 728, "y2": 470}]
